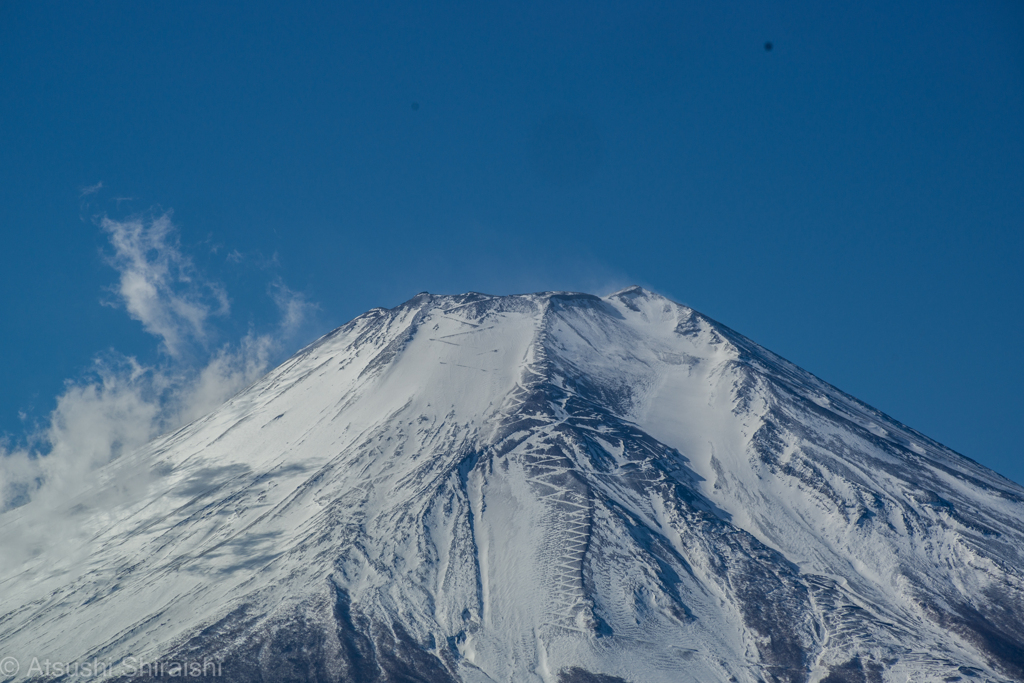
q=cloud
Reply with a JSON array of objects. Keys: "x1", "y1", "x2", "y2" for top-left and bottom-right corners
[
  {"x1": 270, "y1": 279, "x2": 319, "y2": 338},
  {"x1": 79, "y1": 181, "x2": 104, "y2": 197},
  {"x1": 101, "y1": 212, "x2": 230, "y2": 357},
  {"x1": 0, "y1": 209, "x2": 319, "y2": 571}
]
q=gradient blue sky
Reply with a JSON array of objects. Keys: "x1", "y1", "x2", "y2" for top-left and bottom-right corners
[{"x1": 2, "y1": 2, "x2": 1022, "y2": 483}]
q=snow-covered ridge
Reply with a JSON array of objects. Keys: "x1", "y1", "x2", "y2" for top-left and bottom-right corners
[{"x1": 1, "y1": 287, "x2": 1022, "y2": 682}]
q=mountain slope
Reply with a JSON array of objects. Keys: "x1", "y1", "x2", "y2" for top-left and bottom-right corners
[{"x1": 1, "y1": 288, "x2": 1022, "y2": 683}]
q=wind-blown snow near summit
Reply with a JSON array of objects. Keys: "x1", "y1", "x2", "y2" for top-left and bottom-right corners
[{"x1": 1, "y1": 288, "x2": 1023, "y2": 682}]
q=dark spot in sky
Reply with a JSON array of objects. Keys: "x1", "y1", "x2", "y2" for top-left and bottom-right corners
[
  {"x1": 764, "y1": 42, "x2": 773, "y2": 51},
  {"x1": 411, "y1": 102, "x2": 419, "y2": 110}
]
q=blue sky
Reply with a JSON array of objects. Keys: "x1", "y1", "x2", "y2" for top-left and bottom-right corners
[{"x1": 1, "y1": 1, "x2": 1022, "y2": 485}]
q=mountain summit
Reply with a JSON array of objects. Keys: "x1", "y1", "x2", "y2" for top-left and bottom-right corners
[{"x1": 2, "y1": 288, "x2": 1023, "y2": 682}]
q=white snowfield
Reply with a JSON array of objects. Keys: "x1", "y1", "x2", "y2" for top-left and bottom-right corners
[{"x1": 1, "y1": 287, "x2": 1023, "y2": 683}]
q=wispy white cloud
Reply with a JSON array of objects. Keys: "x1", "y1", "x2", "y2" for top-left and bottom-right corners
[
  {"x1": 0, "y1": 209, "x2": 319, "y2": 570},
  {"x1": 79, "y1": 181, "x2": 104, "y2": 197},
  {"x1": 101, "y1": 212, "x2": 230, "y2": 357},
  {"x1": 270, "y1": 279, "x2": 319, "y2": 338}
]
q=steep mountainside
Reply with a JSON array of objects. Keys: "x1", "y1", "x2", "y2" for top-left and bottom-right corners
[{"x1": 2, "y1": 288, "x2": 1022, "y2": 683}]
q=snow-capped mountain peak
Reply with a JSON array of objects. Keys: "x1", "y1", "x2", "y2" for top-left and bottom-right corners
[{"x1": 1, "y1": 289, "x2": 1022, "y2": 683}]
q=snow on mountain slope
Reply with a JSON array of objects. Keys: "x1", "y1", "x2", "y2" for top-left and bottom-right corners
[{"x1": 1, "y1": 287, "x2": 1022, "y2": 683}]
